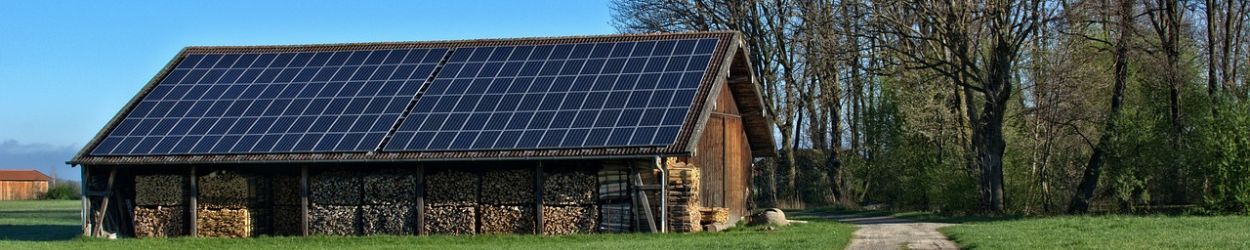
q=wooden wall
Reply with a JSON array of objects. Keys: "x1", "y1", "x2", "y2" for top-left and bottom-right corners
[
  {"x1": 692, "y1": 85, "x2": 752, "y2": 222},
  {"x1": 0, "y1": 180, "x2": 49, "y2": 200}
]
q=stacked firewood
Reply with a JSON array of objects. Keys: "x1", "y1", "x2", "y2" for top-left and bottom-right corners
[
  {"x1": 197, "y1": 207, "x2": 252, "y2": 237},
  {"x1": 543, "y1": 170, "x2": 597, "y2": 235},
  {"x1": 272, "y1": 205, "x2": 301, "y2": 236},
  {"x1": 361, "y1": 203, "x2": 415, "y2": 235},
  {"x1": 479, "y1": 205, "x2": 534, "y2": 234},
  {"x1": 134, "y1": 205, "x2": 184, "y2": 238},
  {"x1": 310, "y1": 171, "x2": 364, "y2": 235},
  {"x1": 699, "y1": 208, "x2": 729, "y2": 225},
  {"x1": 479, "y1": 169, "x2": 535, "y2": 234},
  {"x1": 424, "y1": 205, "x2": 476, "y2": 235},
  {"x1": 135, "y1": 175, "x2": 183, "y2": 206},
  {"x1": 666, "y1": 164, "x2": 702, "y2": 232},
  {"x1": 424, "y1": 170, "x2": 478, "y2": 234},
  {"x1": 542, "y1": 205, "x2": 598, "y2": 235},
  {"x1": 271, "y1": 175, "x2": 300, "y2": 206},
  {"x1": 199, "y1": 170, "x2": 269, "y2": 208},
  {"x1": 364, "y1": 170, "x2": 416, "y2": 204},
  {"x1": 310, "y1": 204, "x2": 360, "y2": 235}
]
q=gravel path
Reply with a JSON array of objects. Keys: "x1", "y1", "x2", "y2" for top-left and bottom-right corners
[{"x1": 795, "y1": 212, "x2": 959, "y2": 250}]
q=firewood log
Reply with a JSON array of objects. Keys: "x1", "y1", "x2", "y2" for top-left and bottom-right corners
[
  {"x1": 133, "y1": 205, "x2": 184, "y2": 237},
  {"x1": 424, "y1": 205, "x2": 476, "y2": 235},
  {"x1": 135, "y1": 175, "x2": 183, "y2": 206},
  {"x1": 479, "y1": 205, "x2": 534, "y2": 234}
]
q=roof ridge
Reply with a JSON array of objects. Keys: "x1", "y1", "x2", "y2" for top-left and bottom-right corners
[{"x1": 182, "y1": 30, "x2": 738, "y2": 53}]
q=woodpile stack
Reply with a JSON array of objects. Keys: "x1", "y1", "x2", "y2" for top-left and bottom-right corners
[
  {"x1": 542, "y1": 205, "x2": 597, "y2": 235},
  {"x1": 197, "y1": 207, "x2": 252, "y2": 237},
  {"x1": 481, "y1": 169, "x2": 533, "y2": 204},
  {"x1": 133, "y1": 205, "x2": 184, "y2": 237},
  {"x1": 272, "y1": 205, "x2": 301, "y2": 236},
  {"x1": 424, "y1": 205, "x2": 476, "y2": 235},
  {"x1": 426, "y1": 170, "x2": 478, "y2": 206},
  {"x1": 312, "y1": 171, "x2": 362, "y2": 205},
  {"x1": 310, "y1": 204, "x2": 360, "y2": 235},
  {"x1": 666, "y1": 164, "x2": 702, "y2": 232},
  {"x1": 544, "y1": 171, "x2": 595, "y2": 205},
  {"x1": 699, "y1": 208, "x2": 729, "y2": 225},
  {"x1": 361, "y1": 203, "x2": 415, "y2": 235},
  {"x1": 135, "y1": 175, "x2": 183, "y2": 206},
  {"x1": 364, "y1": 170, "x2": 416, "y2": 204},
  {"x1": 479, "y1": 205, "x2": 533, "y2": 234},
  {"x1": 271, "y1": 175, "x2": 300, "y2": 206},
  {"x1": 199, "y1": 170, "x2": 268, "y2": 208}
]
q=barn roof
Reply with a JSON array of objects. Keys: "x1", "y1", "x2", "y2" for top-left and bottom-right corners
[
  {"x1": 70, "y1": 31, "x2": 774, "y2": 165},
  {"x1": 0, "y1": 170, "x2": 51, "y2": 181}
]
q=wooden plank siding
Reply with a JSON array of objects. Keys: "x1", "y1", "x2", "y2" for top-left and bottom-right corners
[
  {"x1": 693, "y1": 85, "x2": 752, "y2": 223},
  {"x1": 0, "y1": 180, "x2": 49, "y2": 200}
]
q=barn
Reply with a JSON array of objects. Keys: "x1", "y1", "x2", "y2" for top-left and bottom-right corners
[
  {"x1": 0, "y1": 170, "x2": 51, "y2": 200},
  {"x1": 69, "y1": 31, "x2": 774, "y2": 238}
]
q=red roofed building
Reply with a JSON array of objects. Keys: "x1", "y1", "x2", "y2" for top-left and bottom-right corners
[{"x1": 0, "y1": 170, "x2": 51, "y2": 200}]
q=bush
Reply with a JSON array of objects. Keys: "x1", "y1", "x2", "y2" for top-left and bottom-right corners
[{"x1": 44, "y1": 181, "x2": 81, "y2": 200}]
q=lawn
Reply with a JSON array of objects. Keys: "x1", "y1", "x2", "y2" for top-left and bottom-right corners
[
  {"x1": 938, "y1": 215, "x2": 1250, "y2": 249},
  {"x1": 0, "y1": 200, "x2": 853, "y2": 250}
]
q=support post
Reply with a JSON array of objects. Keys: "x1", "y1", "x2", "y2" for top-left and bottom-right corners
[
  {"x1": 415, "y1": 164, "x2": 425, "y2": 235},
  {"x1": 627, "y1": 161, "x2": 636, "y2": 231},
  {"x1": 91, "y1": 166, "x2": 117, "y2": 238},
  {"x1": 534, "y1": 161, "x2": 545, "y2": 235},
  {"x1": 189, "y1": 166, "x2": 198, "y2": 237},
  {"x1": 80, "y1": 165, "x2": 89, "y2": 237},
  {"x1": 657, "y1": 157, "x2": 668, "y2": 233},
  {"x1": 300, "y1": 165, "x2": 309, "y2": 236}
]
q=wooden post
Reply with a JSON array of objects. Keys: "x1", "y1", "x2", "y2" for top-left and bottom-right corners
[
  {"x1": 658, "y1": 157, "x2": 667, "y2": 233},
  {"x1": 300, "y1": 165, "x2": 309, "y2": 236},
  {"x1": 415, "y1": 164, "x2": 425, "y2": 235},
  {"x1": 189, "y1": 166, "x2": 198, "y2": 237},
  {"x1": 627, "y1": 161, "x2": 635, "y2": 232},
  {"x1": 80, "y1": 165, "x2": 89, "y2": 237},
  {"x1": 632, "y1": 171, "x2": 657, "y2": 233},
  {"x1": 91, "y1": 166, "x2": 117, "y2": 238},
  {"x1": 534, "y1": 161, "x2": 544, "y2": 235}
]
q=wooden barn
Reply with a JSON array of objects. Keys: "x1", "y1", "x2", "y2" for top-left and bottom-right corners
[
  {"x1": 0, "y1": 170, "x2": 51, "y2": 200},
  {"x1": 69, "y1": 31, "x2": 774, "y2": 238}
]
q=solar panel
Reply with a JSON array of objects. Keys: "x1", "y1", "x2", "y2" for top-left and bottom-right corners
[
  {"x1": 383, "y1": 38, "x2": 719, "y2": 151},
  {"x1": 90, "y1": 48, "x2": 450, "y2": 155}
]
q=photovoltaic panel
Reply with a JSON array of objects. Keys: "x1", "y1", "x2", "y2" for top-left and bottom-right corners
[
  {"x1": 89, "y1": 48, "x2": 449, "y2": 155},
  {"x1": 384, "y1": 38, "x2": 719, "y2": 151}
]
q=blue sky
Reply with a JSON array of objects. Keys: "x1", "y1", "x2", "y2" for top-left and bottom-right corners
[{"x1": 0, "y1": 0, "x2": 616, "y2": 179}]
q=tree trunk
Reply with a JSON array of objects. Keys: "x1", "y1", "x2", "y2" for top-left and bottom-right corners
[
  {"x1": 976, "y1": 39, "x2": 1016, "y2": 213},
  {"x1": 1072, "y1": 0, "x2": 1133, "y2": 214}
]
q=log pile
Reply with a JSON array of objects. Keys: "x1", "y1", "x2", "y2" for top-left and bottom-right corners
[
  {"x1": 272, "y1": 175, "x2": 300, "y2": 206},
  {"x1": 542, "y1": 205, "x2": 597, "y2": 235},
  {"x1": 481, "y1": 169, "x2": 533, "y2": 204},
  {"x1": 666, "y1": 164, "x2": 702, "y2": 232},
  {"x1": 425, "y1": 170, "x2": 478, "y2": 206},
  {"x1": 699, "y1": 208, "x2": 729, "y2": 225},
  {"x1": 135, "y1": 175, "x2": 183, "y2": 206},
  {"x1": 196, "y1": 207, "x2": 252, "y2": 237},
  {"x1": 133, "y1": 205, "x2": 184, "y2": 237},
  {"x1": 543, "y1": 170, "x2": 595, "y2": 205},
  {"x1": 272, "y1": 205, "x2": 301, "y2": 236},
  {"x1": 310, "y1": 204, "x2": 360, "y2": 236},
  {"x1": 312, "y1": 171, "x2": 362, "y2": 205},
  {"x1": 424, "y1": 205, "x2": 476, "y2": 235},
  {"x1": 364, "y1": 170, "x2": 416, "y2": 204},
  {"x1": 361, "y1": 203, "x2": 415, "y2": 235},
  {"x1": 199, "y1": 170, "x2": 269, "y2": 208},
  {"x1": 479, "y1": 205, "x2": 534, "y2": 234}
]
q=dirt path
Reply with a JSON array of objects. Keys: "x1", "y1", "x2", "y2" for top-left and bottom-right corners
[{"x1": 796, "y1": 212, "x2": 959, "y2": 250}]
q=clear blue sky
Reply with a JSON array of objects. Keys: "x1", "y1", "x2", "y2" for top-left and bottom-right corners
[{"x1": 0, "y1": 0, "x2": 616, "y2": 178}]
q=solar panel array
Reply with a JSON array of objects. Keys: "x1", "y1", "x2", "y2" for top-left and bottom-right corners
[
  {"x1": 91, "y1": 48, "x2": 449, "y2": 155},
  {"x1": 89, "y1": 36, "x2": 723, "y2": 156},
  {"x1": 386, "y1": 39, "x2": 718, "y2": 151}
]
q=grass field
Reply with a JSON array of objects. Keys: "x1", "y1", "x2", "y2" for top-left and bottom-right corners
[
  {"x1": 0, "y1": 200, "x2": 853, "y2": 250},
  {"x1": 938, "y1": 215, "x2": 1250, "y2": 249}
]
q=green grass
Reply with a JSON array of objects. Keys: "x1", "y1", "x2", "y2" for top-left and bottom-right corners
[
  {"x1": 0, "y1": 200, "x2": 853, "y2": 249},
  {"x1": 940, "y1": 215, "x2": 1250, "y2": 249}
]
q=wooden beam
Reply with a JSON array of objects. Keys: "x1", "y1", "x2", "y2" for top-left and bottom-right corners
[
  {"x1": 632, "y1": 170, "x2": 657, "y2": 233},
  {"x1": 189, "y1": 166, "x2": 198, "y2": 237},
  {"x1": 300, "y1": 165, "x2": 309, "y2": 236},
  {"x1": 417, "y1": 165, "x2": 427, "y2": 235},
  {"x1": 80, "y1": 165, "x2": 89, "y2": 237},
  {"x1": 658, "y1": 157, "x2": 667, "y2": 233},
  {"x1": 627, "y1": 161, "x2": 635, "y2": 232},
  {"x1": 91, "y1": 166, "x2": 117, "y2": 238},
  {"x1": 534, "y1": 161, "x2": 544, "y2": 235}
]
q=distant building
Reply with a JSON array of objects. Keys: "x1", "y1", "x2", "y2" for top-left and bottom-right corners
[{"x1": 0, "y1": 170, "x2": 51, "y2": 200}]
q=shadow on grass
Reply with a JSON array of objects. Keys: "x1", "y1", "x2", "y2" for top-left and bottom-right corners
[{"x1": 0, "y1": 225, "x2": 80, "y2": 241}]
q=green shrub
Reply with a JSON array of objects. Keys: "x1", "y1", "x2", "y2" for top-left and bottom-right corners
[{"x1": 43, "y1": 181, "x2": 80, "y2": 200}]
